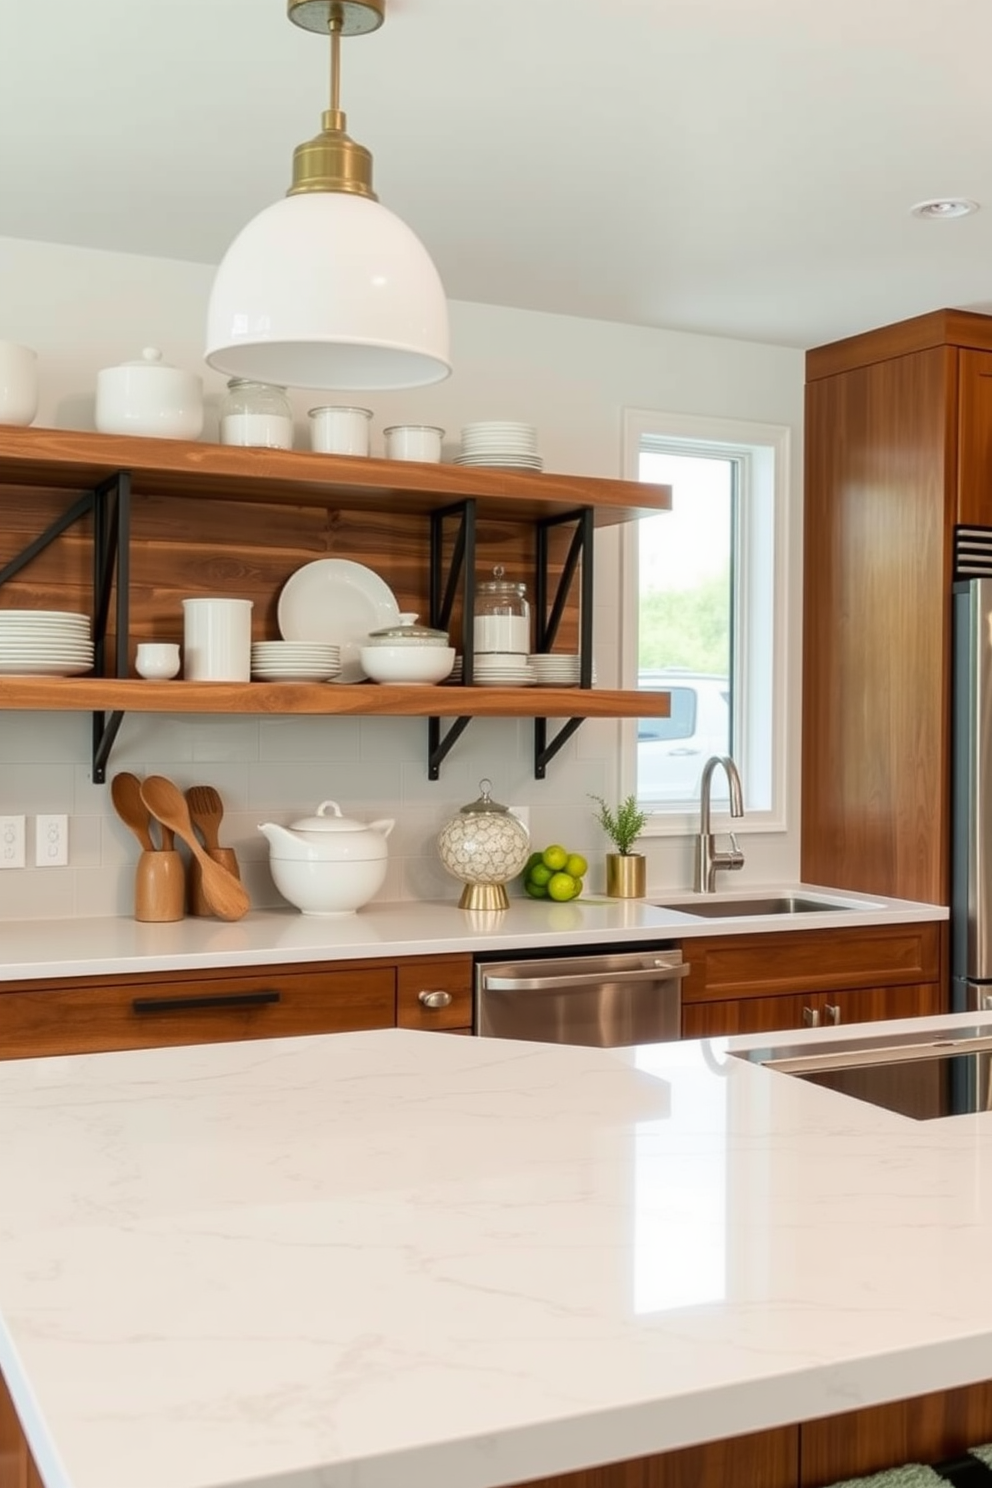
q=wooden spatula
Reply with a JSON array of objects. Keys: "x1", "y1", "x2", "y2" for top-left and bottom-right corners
[
  {"x1": 185, "y1": 784, "x2": 226, "y2": 852},
  {"x1": 110, "y1": 772, "x2": 156, "y2": 852},
  {"x1": 139, "y1": 776, "x2": 250, "y2": 922}
]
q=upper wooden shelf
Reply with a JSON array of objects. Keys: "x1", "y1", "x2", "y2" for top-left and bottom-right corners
[
  {"x1": 0, "y1": 427, "x2": 671, "y2": 527},
  {"x1": 0, "y1": 678, "x2": 670, "y2": 721}
]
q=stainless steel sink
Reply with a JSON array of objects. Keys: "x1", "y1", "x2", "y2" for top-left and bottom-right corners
[
  {"x1": 729, "y1": 1023, "x2": 992, "y2": 1120},
  {"x1": 653, "y1": 895, "x2": 857, "y2": 918}
]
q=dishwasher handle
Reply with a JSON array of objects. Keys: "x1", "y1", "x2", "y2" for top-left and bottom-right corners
[{"x1": 483, "y1": 962, "x2": 688, "y2": 992}]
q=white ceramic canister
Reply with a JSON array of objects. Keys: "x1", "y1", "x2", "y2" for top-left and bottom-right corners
[
  {"x1": 309, "y1": 406, "x2": 372, "y2": 456},
  {"x1": 383, "y1": 425, "x2": 444, "y2": 462},
  {"x1": 182, "y1": 598, "x2": 253, "y2": 681},
  {"x1": 95, "y1": 347, "x2": 203, "y2": 440},
  {"x1": 0, "y1": 342, "x2": 38, "y2": 426}
]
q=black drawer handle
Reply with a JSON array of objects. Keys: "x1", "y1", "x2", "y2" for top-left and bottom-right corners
[{"x1": 131, "y1": 991, "x2": 282, "y2": 1015}]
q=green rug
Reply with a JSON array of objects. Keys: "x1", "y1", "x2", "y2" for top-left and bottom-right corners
[{"x1": 828, "y1": 1467, "x2": 947, "y2": 1488}]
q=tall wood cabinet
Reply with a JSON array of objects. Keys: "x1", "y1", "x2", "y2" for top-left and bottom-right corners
[{"x1": 801, "y1": 308, "x2": 992, "y2": 904}]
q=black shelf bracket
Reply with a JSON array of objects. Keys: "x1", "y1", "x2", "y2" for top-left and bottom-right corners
[
  {"x1": 0, "y1": 468, "x2": 133, "y2": 784},
  {"x1": 533, "y1": 506, "x2": 595, "y2": 777},
  {"x1": 426, "y1": 499, "x2": 477, "y2": 778}
]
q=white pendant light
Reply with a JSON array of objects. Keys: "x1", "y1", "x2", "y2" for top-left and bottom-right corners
[{"x1": 206, "y1": 0, "x2": 450, "y2": 391}]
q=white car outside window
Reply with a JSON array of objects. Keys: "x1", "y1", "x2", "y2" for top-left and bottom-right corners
[{"x1": 637, "y1": 670, "x2": 730, "y2": 803}]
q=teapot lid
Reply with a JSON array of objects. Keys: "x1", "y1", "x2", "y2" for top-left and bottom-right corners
[
  {"x1": 110, "y1": 346, "x2": 177, "y2": 371},
  {"x1": 457, "y1": 778, "x2": 511, "y2": 815},
  {"x1": 366, "y1": 612, "x2": 449, "y2": 645},
  {"x1": 289, "y1": 799, "x2": 374, "y2": 832}
]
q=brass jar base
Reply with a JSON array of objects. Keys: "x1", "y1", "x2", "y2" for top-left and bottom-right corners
[
  {"x1": 605, "y1": 853, "x2": 646, "y2": 899},
  {"x1": 458, "y1": 882, "x2": 510, "y2": 911}
]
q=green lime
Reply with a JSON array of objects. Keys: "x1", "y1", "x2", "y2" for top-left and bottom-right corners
[
  {"x1": 521, "y1": 851, "x2": 544, "y2": 879},
  {"x1": 547, "y1": 871, "x2": 577, "y2": 902},
  {"x1": 528, "y1": 862, "x2": 553, "y2": 886},
  {"x1": 565, "y1": 853, "x2": 588, "y2": 879},
  {"x1": 569, "y1": 877, "x2": 584, "y2": 899},
  {"x1": 524, "y1": 878, "x2": 549, "y2": 898},
  {"x1": 542, "y1": 844, "x2": 568, "y2": 871}
]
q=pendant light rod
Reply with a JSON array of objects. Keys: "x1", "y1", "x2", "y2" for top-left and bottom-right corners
[{"x1": 330, "y1": 18, "x2": 342, "y2": 115}]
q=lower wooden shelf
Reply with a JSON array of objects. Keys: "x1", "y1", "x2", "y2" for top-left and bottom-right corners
[{"x1": 0, "y1": 678, "x2": 670, "y2": 720}]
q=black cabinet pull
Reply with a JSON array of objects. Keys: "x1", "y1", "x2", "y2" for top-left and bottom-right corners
[{"x1": 131, "y1": 990, "x2": 282, "y2": 1015}]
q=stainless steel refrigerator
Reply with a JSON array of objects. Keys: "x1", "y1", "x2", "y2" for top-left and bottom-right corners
[{"x1": 951, "y1": 577, "x2": 992, "y2": 1013}]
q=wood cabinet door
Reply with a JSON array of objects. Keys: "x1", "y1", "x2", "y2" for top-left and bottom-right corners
[
  {"x1": 681, "y1": 981, "x2": 943, "y2": 1040},
  {"x1": 800, "y1": 1381, "x2": 992, "y2": 1487},
  {"x1": 511, "y1": 1424, "x2": 799, "y2": 1488},
  {"x1": 682, "y1": 994, "x2": 808, "y2": 1039},
  {"x1": 957, "y1": 348, "x2": 992, "y2": 526},
  {"x1": 0, "y1": 966, "x2": 395, "y2": 1059},
  {"x1": 396, "y1": 955, "x2": 473, "y2": 1031},
  {"x1": 811, "y1": 981, "x2": 944, "y2": 1029}
]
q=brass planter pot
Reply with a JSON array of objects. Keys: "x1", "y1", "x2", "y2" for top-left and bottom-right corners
[{"x1": 605, "y1": 853, "x2": 646, "y2": 899}]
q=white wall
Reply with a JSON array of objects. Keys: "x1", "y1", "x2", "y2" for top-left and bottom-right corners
[{"x1": 0, "y1": 234, "x2": 805, "y2": 920}]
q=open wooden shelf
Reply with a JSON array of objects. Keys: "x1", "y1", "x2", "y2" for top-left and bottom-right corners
[
  {"x1": 0, "y1": 678, "x2": 670, "y2": 720},
  {"x1": 0, "y1": 427, "x2": 671, "y2": 527}
]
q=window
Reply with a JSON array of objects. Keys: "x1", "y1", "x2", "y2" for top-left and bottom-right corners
[{"x1": 620, "y1": 409, "x2": 790, "y2": 831}]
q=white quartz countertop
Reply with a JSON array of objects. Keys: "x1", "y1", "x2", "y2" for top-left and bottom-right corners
[
  {"x1": 1, "y1": 1012, "x2": 990, "y2": 1488},
  {"x1": 0, "y1": 885, "x2": 946, "y2": 982}
]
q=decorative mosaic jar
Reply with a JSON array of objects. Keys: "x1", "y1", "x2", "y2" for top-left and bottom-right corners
[{"x1": 436, "y1": 778, "x2": 531, "y2": 911}]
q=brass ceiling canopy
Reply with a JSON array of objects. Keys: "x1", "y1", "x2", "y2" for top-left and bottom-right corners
[{"x1": 285, "y1": 0, "x2": 386, "y2": 200}]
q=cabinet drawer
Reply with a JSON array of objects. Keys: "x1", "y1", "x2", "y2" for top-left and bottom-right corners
[
  {"x1": 0, "y1": 967, "x2": 395, "y2": 1059},
  {"x1": 396, "y1": 955, "x2": 473, "y2": 1031},
  {"x1": 682, "y1": 922, "x2": 942, "y2": 1003}
]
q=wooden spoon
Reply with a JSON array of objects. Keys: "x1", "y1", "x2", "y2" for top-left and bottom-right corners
[
  {"x1": 139, "y1": 776, "x2": 250, "y2": 922},
  {"x1": 110, "y1": 772, "x2": 156, "y2": 853},
  {"x1": 185, "y1": 784, "x2": 225, "y2": 852}
]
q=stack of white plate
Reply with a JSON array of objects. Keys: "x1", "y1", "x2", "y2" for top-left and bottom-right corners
[
  {"x1": 529, "y1": 654, "x2": 596, "y2": 686},
  {"x1": 472, "y1": 657, "x2": 536, "y2": 687},
  {"x1": 0, "y1": 609, "x2": 93, "y2": 676},
  {"x1": 251, "y1": 641, "x2": 341, "y2": 682},
  {"x1": 454, "y1": 422, "x2": 543, "y2": 471},
  {"x1": 447, "y1": 656, "x2": 463, "y2": 683}
]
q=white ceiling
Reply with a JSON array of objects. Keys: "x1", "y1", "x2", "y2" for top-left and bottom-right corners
[{"x1": 5, "y1": 0, "x2": 992, "y2": 350}]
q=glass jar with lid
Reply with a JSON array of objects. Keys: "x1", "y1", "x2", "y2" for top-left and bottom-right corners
[
  {"x1": 473, "y1": 565, "x2": 531, "y2": 657},
  {"x1": 436, "y1": 778, "x2": 532, "y2": 910},
  {"x1": 219, "y1": 379, "x2": 294, "y2": 450}
]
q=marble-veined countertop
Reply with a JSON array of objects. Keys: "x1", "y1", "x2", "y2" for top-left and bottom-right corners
[
  {"x1": 0, "y1": 1010, "x2": 989, "y2": 1488},
  {"x1": 0, "y1": 884, "x2": 946, "y2": 982}
]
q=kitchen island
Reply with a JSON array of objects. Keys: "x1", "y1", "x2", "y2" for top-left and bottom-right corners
[{"x1": 1, "y1": 1013, "x2": 991, "y2": 1488}]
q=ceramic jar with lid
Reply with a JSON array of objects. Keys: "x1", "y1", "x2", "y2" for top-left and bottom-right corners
[
  {"x1": 359, "y1": 613, "x2": 455, "y2": 684},
  {"x1": 95, "y1": 347, "x2": 203, "y2": 440},
  {"x1": 257, "y1": 799, "x2": 395, "y2": 916},
  {"x1": 436, "y1": 778, "x2": 531, "y2": 910},
  {"x1": 473, "y1": 566, "x2": 531, "y2": 657},
  {"x1": 220, "y1": 379, "x2": 294, "y2": 450}
]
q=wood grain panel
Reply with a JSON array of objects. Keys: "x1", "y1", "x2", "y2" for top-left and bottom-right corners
[
  {"x1": 0, "y1": 966, "x2": 395, "y2": 1058},
  {"x1": 681, "y1": 924, "x2": 941, "y2": 1004},
  {"x1": 801, "y1": 1381, "x2": 992, "y2": 1487},
  {"x1": 0, "y1": 1368, "x2": 31, "y2": 1488},
  {"x1": 800, "y1": 345, "x2": 953, "y2": 901},
  {"x1": 512, "y1": 1425, "x2": 798, "y2": 1488},
  {"x1": 682, "y1": 994, "x2": 807, "y2": 1038},
  {"x1": 956, "y1": 348, "x2": 992, "y2": 526},
  {"x1": 806, "y1": 308, "x2": 992, "y2": 381}
]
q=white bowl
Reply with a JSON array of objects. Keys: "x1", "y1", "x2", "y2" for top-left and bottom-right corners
[{"x1": 359, "y1": 645, "x2": 455, "y2": 685}]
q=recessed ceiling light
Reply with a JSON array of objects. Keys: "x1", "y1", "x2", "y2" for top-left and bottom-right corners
[{"x1": 910, "y1": 198, "x2": 980, "y2": 220}]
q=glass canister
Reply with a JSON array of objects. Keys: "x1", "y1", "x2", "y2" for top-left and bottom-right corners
[
  {"x1": 436, "y1": 779, "x2": 531, "y2": 910},
  {"x1": 219, "y1": 379, "x2": 294, "y2": 450},
  {"x1": 473, "y1": 565, "x2": 531, "y2": 656}
]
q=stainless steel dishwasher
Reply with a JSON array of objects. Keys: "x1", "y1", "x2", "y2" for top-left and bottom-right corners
[{"x1": 475, "y1": 946, "x2": 687, "y2": 1047}]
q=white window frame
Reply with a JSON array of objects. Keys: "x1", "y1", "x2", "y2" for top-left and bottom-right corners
[{"x1": 618, "y1": 408, "x2": 791, "y2": 837}]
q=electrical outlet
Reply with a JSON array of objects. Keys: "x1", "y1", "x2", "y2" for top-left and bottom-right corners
[
  {"x1": 0, "y1": 816, "x2": 26, "y2": 869},
  {"x1": 35, "y1": 814, "x2": 69, "y2": 867}
]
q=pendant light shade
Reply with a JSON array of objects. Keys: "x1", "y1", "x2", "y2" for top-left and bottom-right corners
[
  {"x1": 205, "y1": 192, "x2": 450, "y2": 390},
  {"x1": 204, "y1": 0, "x2": 451, "y2": 392}
]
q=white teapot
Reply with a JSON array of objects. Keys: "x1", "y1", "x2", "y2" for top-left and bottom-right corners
[{"x1": 258, "y1": 799, "x2": 395, "y2": 916}]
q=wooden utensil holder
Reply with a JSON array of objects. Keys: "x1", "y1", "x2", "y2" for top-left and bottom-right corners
[
  {"x1": 188, "y1": 847, "x2": 242, "y2": 917},
  {"x1": 134, "y1": 850, "x2": 186, "y2": 922}
]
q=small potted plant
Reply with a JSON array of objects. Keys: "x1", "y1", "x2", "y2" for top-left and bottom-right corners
[{"x1": 590, "y1": 794, "x2": 648, "y2": 898}]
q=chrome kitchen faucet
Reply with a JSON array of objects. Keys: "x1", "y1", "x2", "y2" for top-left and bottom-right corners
[{"x1": 696, "y1": 755, "x2": 745, "y2": 892}]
